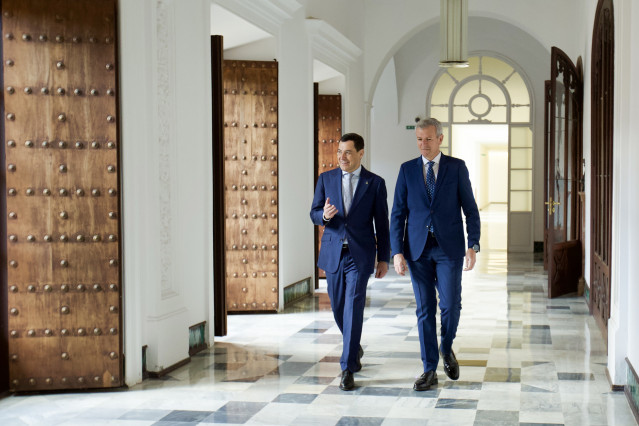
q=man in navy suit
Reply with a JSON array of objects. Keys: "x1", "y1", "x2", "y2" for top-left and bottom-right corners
[
  {"x1": 390, "y1": 118, "x2": 480, "y2": 391},
  {"x1": 310, "y1": 133, "x2": 390, "y2": 391}
]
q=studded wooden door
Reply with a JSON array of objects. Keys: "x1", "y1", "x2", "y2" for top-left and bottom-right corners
[
  {"x1": 315, "y1": 94, "x2": 341, "y2": 279},
  {"x1": 223, "y1": 60, "x2": 278, "y2": 312},
  {"x1": 2, "y1": 0, "x2": 122, "y2": 391}
]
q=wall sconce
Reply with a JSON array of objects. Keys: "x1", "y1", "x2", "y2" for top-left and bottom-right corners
[{"x1": 439, "y1": 0, "x2": 469, "y2": 68}]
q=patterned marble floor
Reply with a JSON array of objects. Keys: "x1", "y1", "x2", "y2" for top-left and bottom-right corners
[{"x1": 0, "y1": 252, "x2": 637, "y2": 425}]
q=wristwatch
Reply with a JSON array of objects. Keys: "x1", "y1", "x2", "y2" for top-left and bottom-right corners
[{"x1": 472, "y1": 244, "x2": 480, "y2": 253}]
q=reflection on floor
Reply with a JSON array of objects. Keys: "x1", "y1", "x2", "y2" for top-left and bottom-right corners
[
  {"x1": 0, "y1": 252, "x2": 636, "y2": 425},
  {"x1": 479, "y1": 203, "x2": 507, "y2": 251}
]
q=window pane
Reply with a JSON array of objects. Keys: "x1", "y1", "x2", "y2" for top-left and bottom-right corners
[
  {"x1": 431, "y1": 73, "x2": 456, "y2": 104},
  {"x1": 454, "y1": 80, "x2": 479, "y2": 104},
  {"x1": 510, "y1": 191, "x2": 532, "y2": 211},
  {"x1": 511, "y1": 105, "x2": 531, "y2": 122},
  {"x1": 511, "y1": 126, "x2": 532, "y2": 147},
  {"x1": 511, "y1": 170, "x2": 532, "y2": 190},
  {"x1": 511, "y1": 147, "x2": 532, "y2": 169},
  {"x1": 505, "y1": 72, "x2": 530, "y2": 105},
  {"x1": 447, "y1": 56, "x2": 480, "y2": 81},
  {"x1": 481, "y1": 56, "x2": 513, "y2": 82},
  {"x1": 430, "y1": 106, "x2": 449, "y2": 123}
]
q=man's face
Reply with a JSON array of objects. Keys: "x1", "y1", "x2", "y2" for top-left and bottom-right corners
[
  {"x1": 416, "y1": 125, "x2": 443, "y2": 160},
  {"x1": 337, "y1": 140, "x2": 364, "y2": 173}
]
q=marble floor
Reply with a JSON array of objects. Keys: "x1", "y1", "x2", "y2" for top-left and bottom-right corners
[{"x1": 0, "y1": 252, "x2": 637, "y2": 425}]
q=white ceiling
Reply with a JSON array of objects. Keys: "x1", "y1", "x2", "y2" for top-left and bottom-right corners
[
  {"x1": 210, "y1": 4, "x2": 341, "y2": 83},
  {"x1": 210, "y1": 4, "x2": 272, "y2": 49}
]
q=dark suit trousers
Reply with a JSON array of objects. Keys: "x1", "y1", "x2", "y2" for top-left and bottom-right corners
[
  {"x1": 407, "y1": 235, "x2": 463, "y2": 373},
  {"x1": 325, "y1": 246, "x2": 368, "y2": 372}
]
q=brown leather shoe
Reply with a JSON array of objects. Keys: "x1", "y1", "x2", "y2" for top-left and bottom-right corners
[
  {"x1": 339, "y1": 370, "x2": 355, "y2": 391},
  {"x1": 442, "y1": 350, "x2": 459, "y2": 380},
  {"x1": 413, "y1": 370, "x2": 438, "y2": 391}
]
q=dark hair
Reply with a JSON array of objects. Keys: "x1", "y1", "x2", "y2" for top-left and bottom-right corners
[
  {"x1": 339, "y1": 133, "x2": 365, "y2": 151},
  {"x1": 416, "y1": 118, "x2": 443, "y2": 136}
]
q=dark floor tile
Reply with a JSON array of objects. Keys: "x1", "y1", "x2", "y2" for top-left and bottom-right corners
[
  {"x1": 435, "y1": 398, "x2": 478, "y2": 409},
  {"x1": 336, "y1": 416, "x2": 384, "y2": 426},
  {"x1": 443, "y1": 380, "x2": 482, "y2": 390},
  {"x1": 473, "y1": 409, "x2": 518, "y2": 425},
  {"x1": 295, "y1": 375, "x2": 336, "y2": 385},
  {"x1": 158, "y1": 410, "x2": 213, "y2": 422},
  {"x1": 272, "y1": 393, "x2": 319, "y2": 404},
  {"x1": 557, "y1": 372, "x2": 594, "y2": 380},
  {"x1": 268, "y1": 361, "x2": 316, "y2": 376},
  {"x1": 359, "y1": 386, "x2": 403, "y2": 396}
]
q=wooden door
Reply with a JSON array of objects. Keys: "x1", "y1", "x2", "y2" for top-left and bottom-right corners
[
  {"x1": 314, "y1": 94, "x2": 341, "y2": 280},
  {"x1": 223, "y1": 60, "x2": 278, "y2": 312},
  {"x1": 545, "y1": 47, "x2": 582, "y2": 298},
  {"x1": 2, "y1": 0, "x2": 122, "y2": 391},
  {"x1": 590, "y1": 0, "x2": 614, "y2": 338}
]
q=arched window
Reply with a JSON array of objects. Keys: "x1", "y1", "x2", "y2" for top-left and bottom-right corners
[{"x1": 427, "y1": 55, "x2": 534, "y2": 251}]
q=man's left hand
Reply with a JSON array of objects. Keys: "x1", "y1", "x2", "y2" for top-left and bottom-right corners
[
  {"x1": 463, "y1": 248, "x2": 476, "y2": 271},
  {"x1": 375, "y1": 261, "x2": 388, "y2": 278}
]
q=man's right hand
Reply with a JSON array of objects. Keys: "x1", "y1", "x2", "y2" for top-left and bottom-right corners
[
  {"x1": 323, "y1": 197, "x2": 338, "y2": 220},
  {"x1": 394, "y1": 254, "x2": 408, "y2": 276}
]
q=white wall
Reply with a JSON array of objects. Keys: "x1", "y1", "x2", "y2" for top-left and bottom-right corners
[
  {"x1": 277, "y1": 9, "x2": 316, "y2": 303},
  {"x1": 120, "y1": 0, "x2": 213, "y2": 385},
  {"x1": 606, "y1": 0, "x2": 639, "y2": 385}
]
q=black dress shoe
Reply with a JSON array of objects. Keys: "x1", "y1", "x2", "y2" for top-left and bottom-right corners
[
  {"x1": 442, "y1": 350, "x2": 459, "y2": 380},
  {"x1": 413, "y1": 370, "x2": 438, "y2": 391},
  {"x1": 339, "y1": 370, "x2": 355, "y2": 391},
  {"x1": 359, "y1": 345, "x2": 364, "y2": 359}
]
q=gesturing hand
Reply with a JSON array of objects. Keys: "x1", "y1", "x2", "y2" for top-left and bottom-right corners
[{"x1": 323, "y1": 197, "x2": 338, "y2": 220}]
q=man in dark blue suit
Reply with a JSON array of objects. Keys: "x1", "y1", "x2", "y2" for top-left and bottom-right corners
[
  {"x1": 390, "y1": 118, "x2": 480, "y2": 391},
  {"x1": 310, "y1": 133, "x2": 390, "y2": 391}
]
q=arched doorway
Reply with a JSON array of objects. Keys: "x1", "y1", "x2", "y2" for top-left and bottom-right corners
[{"x1": 427, "y1": 55, "x2": 534, "y2": 252}]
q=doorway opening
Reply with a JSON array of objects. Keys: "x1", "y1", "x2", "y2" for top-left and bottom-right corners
[{"x1": 452, "y1": 124, "x2": 508, "y2": 251}]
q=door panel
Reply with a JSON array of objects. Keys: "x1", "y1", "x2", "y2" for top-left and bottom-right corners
[
  {"x1": 545, "y1": 46, "x2": 582, "y2": 298},
  {"x1": 315, "y1": 94, "x2": 341, "y2": 279},
  {"x1": 223, "y1": 60, "x2": 278, "y2": 312},
  {"x1": 590, "y1": 0, "x2": 613, "y2": 338},
  {"x1": 2, "y1": 0, "x2": 122, "y2": 391}
]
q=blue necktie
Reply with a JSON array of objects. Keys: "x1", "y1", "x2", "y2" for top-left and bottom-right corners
[
  {"x1": 426, "y1": 161, "x2": 435, "y2": 233},
  {"x1": 426, "y1": 161, "x2": 435, "y2": 201}
]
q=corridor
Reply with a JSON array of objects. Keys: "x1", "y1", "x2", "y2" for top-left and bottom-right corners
[{"x1": 0, "y1": 253, "x2": 635, "y2": 425}]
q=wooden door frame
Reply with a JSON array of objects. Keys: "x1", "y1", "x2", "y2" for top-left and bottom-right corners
[
  {"x1": 313, "y1": 83, "x2": 319, "y2": 289},
  {"x1": 546, "y1": 46, "x2": 583, "y2": 299},
  {"x1": 590, "y1": 0, "x2": 614, "y2": 340},
  {"x1": 211, "y1": 35, "x2": 227, "y2": 336},
  {"x1": 0, "y1": 1, "x2": 8, "y2": 391}
]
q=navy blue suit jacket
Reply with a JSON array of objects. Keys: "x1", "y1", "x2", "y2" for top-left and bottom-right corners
[
  {"x1": 310, "y1": 166, "x2": 390, "y2": 275},
  {"x1": 390, "y1": 154, "x2": 480, "y2": 261}
]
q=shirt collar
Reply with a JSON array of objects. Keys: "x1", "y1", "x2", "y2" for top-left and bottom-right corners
[
  {"x1": 422, "y1": 152, "x2": 442, "y2": 165},
  {"x1": 342, "y1": 165, "x2": 362, "y2": 177}
]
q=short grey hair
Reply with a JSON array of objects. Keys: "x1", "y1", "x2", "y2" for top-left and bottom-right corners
[{"x1": 416, "y1": 118, "x2": 443, "y2": 136}]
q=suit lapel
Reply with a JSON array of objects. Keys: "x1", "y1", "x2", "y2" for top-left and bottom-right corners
[
  {"x1": 349, "y1": 166, "x2": 371, "y2": 213},
  {"x1": 332, "y1": 168, "x2": 345, "y2": 215},
  {"x1": 432, "y1": 153, "x2": 449, "y2": 201},
  {"x1": 414, "y1": 157, "x2": 430, "y2": 205}
]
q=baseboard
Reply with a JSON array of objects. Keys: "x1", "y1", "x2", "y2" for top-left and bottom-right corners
[
  {"x1": 606, "y1": 367, "x2": 625, "y2": 392},
  {"x1": 284, "y1": 276, "x2": 312, "y2": 307},
  {"x1": 626, "y1": 358, "x2": 639, "y2": 423},
  {"x1": 147, "y1": 357, "x2": 191, "y2": 379}
]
